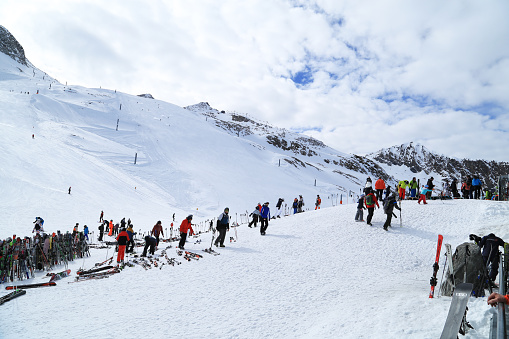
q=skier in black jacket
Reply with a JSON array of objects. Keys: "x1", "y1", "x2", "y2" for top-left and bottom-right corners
[
  {"x1": 383, "y1": 193, "x2": 401, "y2": 231},
  {"x1": 470, "y1": 233, "x2": 506, "y2": 280}
]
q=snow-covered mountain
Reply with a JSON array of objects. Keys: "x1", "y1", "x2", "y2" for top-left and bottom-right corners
[
  {"x1": 367, "y1": 142, "x2": 509, "y2": 190},
  {"x1": 1, "y1": 25, "x2": 508, "y2": 239},
  {"x1": 2, "y1": 24, "x2": 509, "y2": 339}
]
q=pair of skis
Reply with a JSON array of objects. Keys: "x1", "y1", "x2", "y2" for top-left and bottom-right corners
[{"x1": 203, "y1": 248, "x2": 220, "y2": 256}]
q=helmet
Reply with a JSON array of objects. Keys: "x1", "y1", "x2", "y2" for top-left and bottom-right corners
[
  {"x1": 425, "y1": 185, "x2": 429, "y2": 188},
  {"x1": 224, "y1": 207, "x2": 229, "y2": 212},
  {"x1": 187, "y1": 214, "x2": 193, "y2": 220}
]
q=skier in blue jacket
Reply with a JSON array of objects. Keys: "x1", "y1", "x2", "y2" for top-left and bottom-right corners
[{"x1": 260, "y1": 202, "x2": 270, "y2": 235}]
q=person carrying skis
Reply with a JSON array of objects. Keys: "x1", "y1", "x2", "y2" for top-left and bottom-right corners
[
  {"x1": 116, "y1": 227, "x2": 129, "y2": 265},
  {"x1": 297, "y1": 195, "x2": 304, "y2": 213},
  {"x1": 374, "y1": 177, "x2": 385, "y2": 202},
  {"x1": 178, "y1": 215, "x2": 195, "y2": 250},
  {"x1": 275, "y1": 198, "x2": 284, "y2": 218},
  {"x1": 315, "y1": 195, "x2": 321, "y2": 210},
  {"x1": 364, "y1": 188, "x2": 379, "y2": 226},
  {"x1": 354, "y1": 194, "x2": 366, "y2": 222},
  {"x1": 248, "y1": 206, "x2": 261, "y2": 228},
  {"x1": 260, "y1": 202, "x2": 270, "y2": 235},
  {"x1": 408, "y1": 177, "x2": 418, "y2": 199},
  {"x1": 151, "y1": 221, "x2": 164, "y2": 246},
  {"x1": 470, "y1": 233, "x2": 506, "y2": 281},
  {"x1": 214, "y1": 208, "x2": 230, "y2": 247},
  {"x1": 383, "y1": 193, "x2": 401, "y2": 231},
  {"x1": 99, "y1": 210, "x2": 104, "y2": 222}
]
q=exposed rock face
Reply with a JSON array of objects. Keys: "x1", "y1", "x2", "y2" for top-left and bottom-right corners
[
  {"x1": 367, "y1": 142, "x2": 509, "y2": 189},
  {"x1": 0, "y1": 25, "x2": 27, "y2": 65}
]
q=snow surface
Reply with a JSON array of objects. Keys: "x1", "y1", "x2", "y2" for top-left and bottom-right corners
[{"x1": 1, "y1": 199, "x2": 508, "y2": 338}]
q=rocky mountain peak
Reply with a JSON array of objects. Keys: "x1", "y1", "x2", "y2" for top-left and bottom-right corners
[{"x1": 0, "y1": 25, "x2": 28, "y2": 66}]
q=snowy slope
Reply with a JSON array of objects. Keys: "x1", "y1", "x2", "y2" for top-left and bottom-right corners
[
  {"x1": 1, "y1": 199, "x2": 508, "y2": 338},
  {"x1": 0, "y1": 50, "x2": 383, "y2": 239}
]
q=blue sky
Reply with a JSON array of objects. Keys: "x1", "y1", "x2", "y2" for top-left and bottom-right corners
[{"x1": 1, "y1": 0, "x2": 508, "y2": 161}]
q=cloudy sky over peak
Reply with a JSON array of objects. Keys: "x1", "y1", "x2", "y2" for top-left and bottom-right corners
[{"x1": 1, "y1": 0, "x2": 508, "y2": 161}]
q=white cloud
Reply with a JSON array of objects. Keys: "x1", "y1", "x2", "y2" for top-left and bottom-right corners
[{"x1": 0, "y1": 0, "x2": 508, "y2": 161}]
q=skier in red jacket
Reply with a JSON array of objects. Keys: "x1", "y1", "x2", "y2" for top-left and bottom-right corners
[
  {"x1": 178, "y1": 215, "x2": 195, "y2": 250},
  {"x1": 116, "y1": 228, "x2": 130, "y2": 264}
]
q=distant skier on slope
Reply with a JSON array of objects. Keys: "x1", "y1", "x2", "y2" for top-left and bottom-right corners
[
  {"x1": 315, "y1": 195, "x2": 321, "y2": 210},
  {"x1": 354, "y1": 195, "x2": 365, "y2": 222},
  {"x1": 297, "y1": 195, "x2": 304, "y2": 213},
  {"x1": 383, "y1": 193, "x2": 400, "y2": 231},
  {"x1": 151, "y1": 221, "x2": 164, "y2": 247},
  {"x1": 32, "y1": 217, "x2": 44, "y2": 235},
  {"x1": 418, "y1": 185, "x2": 432, "y2": 205},
  {"x1": 116, "y1": 227, "x2": 130, "y2": 265},
  {"x1": 248, "y1": 206, "x2": 261, "y2": 228},
  {"x1": 275, "y1": 198, "x2": 284, "y2": 217},
  {"x1": 178, "y1": 215, "x2": 195, "y2": 250},
  {"x1": 214, "y1": 208, "x2": 230, "y2": 247},
  {"x1": 260, "y1": 202, "x2": 270, "y2": 235},
  {"x1": 292, "y1": 198, "x2": 298, "y2": 214},
  {"x1": 364, "y1": 188, "x2": 379, "y2": 226},
  {"x1": 374, "y1": 177, "x2": 385, "y2": 201}
]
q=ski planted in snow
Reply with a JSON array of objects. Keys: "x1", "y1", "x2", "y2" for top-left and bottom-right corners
[
  {"x1": 444, "y1": 244, "x2": 455, "y2": 290},
  {"x1": 439, "y1": 283, "x2": 473, "y2": 339},
  {"x1": 6, "y1": 282, "x2": 56, "y2": 290},
  {"x1": 429, "y1": 234, "x2": 444, "y2": 298}
]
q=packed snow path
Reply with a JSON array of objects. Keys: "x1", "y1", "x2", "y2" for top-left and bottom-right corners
[{"x1": 1, "y1": 199, "x2": 507, "y2": 338}]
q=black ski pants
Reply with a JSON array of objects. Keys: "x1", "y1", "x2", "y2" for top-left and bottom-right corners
[
  {"x1": 383, "y1": 212, "x2": 393, "y2": 229},
  {"x1": 260, "y1": 218, "x2": 269, "y2": 234},
  {"x1": 98, "y1": 232, "x2": 104, "y2": 242},
  {"x1": 215, "y1": 227, "x2": 227, "y2": 245},
  {"x1": 178, "y1": 232, "x2": 187, "y2": 249},
  {"x1": 366, "y1": 207, "x2": 375, "y2": 224},
  {"x1": 248, "y1": 215, "x2": 258, "y2": 227},
  {"x1": 376, "y1": 189, "x2": 384, "y2": 202}
]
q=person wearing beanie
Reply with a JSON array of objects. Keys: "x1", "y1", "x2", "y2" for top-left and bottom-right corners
[{"x1": 214, "y1": 208, "x2": 230, "y2": 247}]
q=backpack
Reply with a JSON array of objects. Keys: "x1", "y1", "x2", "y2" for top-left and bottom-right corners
[
  {"x1": 365, "y1": 194, "x2": 374, "y2": 205},
  {"x1": 383, "y1": 199, "x2": 391, "y2": 214}
]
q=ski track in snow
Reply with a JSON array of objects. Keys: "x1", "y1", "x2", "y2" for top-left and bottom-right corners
[{"x1": 1, "y1": 200, "x2": 508, "y2": 338}]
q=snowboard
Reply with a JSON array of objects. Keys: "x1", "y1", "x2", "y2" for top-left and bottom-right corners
[{"x1": 439, "y1": 283, "x2": 473, "y2": 339}]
